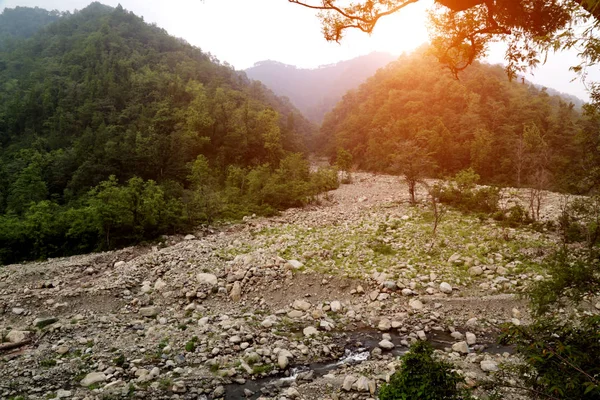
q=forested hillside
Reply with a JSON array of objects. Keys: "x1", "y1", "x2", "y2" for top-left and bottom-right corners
[
  {"x1": 245, "y1": 52, "x2": 395, "y2": 123},
  {"x1": 321, "y1": 48, "x2": 599, "y2": 193},
  {"x1": 0, "y1": 3, "x2": 336, "y2": 264}
]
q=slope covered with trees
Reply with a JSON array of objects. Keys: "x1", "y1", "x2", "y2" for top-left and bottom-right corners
[
  {"x1": 0, "y1": 3, "x2": 337, "y2": 265},
  {"x1": 244, "y1": 52, "x2": 395, "y2": 123},
  {"x1": 321, "y1": 48, "x2": 598, "y2": 193}
]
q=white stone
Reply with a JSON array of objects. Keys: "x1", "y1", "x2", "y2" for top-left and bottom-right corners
[
  {"x1": 184, "y1": 234, "x2": 196, "y2": 240},
  {"x1": 6, "y1": 330, "x2": 30, "y2": 343},
  {"x1": 378, "y1": 318, "x2": 391, "y2": 331},
  {"x1": 379, "y1": 339, "x2": 394, "y2": 350},
  {"x1": 439, "y1": 282, "x2": 453, "y2": 294},
  {"x1": 466, "y1": 332, "x2": 477, "y2": 345},
  {"x1": 197, "y1": 273, "x2": 218, "y2": 286},
  {"x1": 303, "y1": 326, "x2": 318, "y2": 337},
  {"x1": 409, "y1": 299, "x2": 424, "y2": 310},
  {"x1": 452, "y1": 341, "x2": 469, "y2": 354},
  {"x1": 330, "y1": 300, "x2": 342, "y2": 312},
  {"x1": 80, "y1": 372, "x2": 107, "y2": 387},
  {"x1": 293, "y1": 299, "x2": 312, "y2": 311},
  {"x1": 342, "y1": 375, "x2": 357, "y2": 391},
  {"x1": 154, "y1": 278, "x2": 167, "y2": 291},
  {"x1": 480, "y1": 360, "x2": 499, "y2": 372},
  {"x1": 286, "y1": 259, "x2": 304, "y2": 269},
  {"x1": 230, "y1": 281, "x2": 242, "y2": 302}
]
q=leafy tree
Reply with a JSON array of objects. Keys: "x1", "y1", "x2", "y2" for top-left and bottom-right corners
[
  {"x1": 389, "y1": 140, "x2": 437, "y2": 205},
  {"x1": 379, "y1": 341, "x2": 474, "y2": 400},
  {"x1": 336, "y1": 148, "x2": 353, "y2": 183},
  {"x1": 289, "y1": 0, "x2": 600, "y2": 81}
]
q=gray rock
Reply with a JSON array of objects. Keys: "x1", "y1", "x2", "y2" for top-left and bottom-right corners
[
  {"x1": 480, "y1": 360, "x2": 499, "y2": 372},
  {"x1": 330, "y1": 300, "x2": 342, "y2": 312},
  {"x1": 401, "y1": 288, "x2": 413, "y2": 296},
  {"x1": 230, "y1": 281, "x2": 242, "y2": 302},
  {"x1": 466, "y1": 332, "x2": 477, "y2": 345},
  {"x1": 6, "y1": 330, "x2": 30, "y2": 343},
  {"x1": 286, "y1": 259, "x2": 304, "y2": 269},
  {"x1": 303, "y1": 326, "x2": 318, "y2": 337},
  {"x1": 184, "y1": 234, "x2": 196, "y2": 240},
  {"x1": 56, "y1": 389, "x2": 72, "y2": 398},
  {"x1": 197, "y1": 273, "x2": 218, "y2": 286},
  {"x1": 293, "y1": 299, "x2": 311, "y2": 311},
  {"x1": 11, "y1": 307, "x2": 25, "y2": 315},
  {"x1": 353, "y1": 376, "x2": 372, "y2": 392},
  {"x1": 213, "y1": 385, "x2": 225, "y2": 398},
  {"x1": 378, "y1": 339, "x2": 394, "y2": 350},
  {"x1": 378, "y1": 318, "x2": 391, "y2": 331},
  {"x1": 80, "y1": 372, "x2": 107, "y2": 387},
  {"x1": 468, "y1": 266, "x2": 484, "y2": 276},
  {"x1": 452, "y1": 341, "x2": 469, "y2": 354},
  {"x1": 278, "y1": 349, "x2": 293, "y2": 369},
  {"x1": 342, "y1": 375, "x2": 357, "y2": 391},
  {"x1": 154, "y1": 278, "x2": 167, "y2": 291},
  {"x1": 34, "y1": 317, "x2": 58, "y2": 329},
  {"x1": 439, "y1": 282, "x2": 453, "y2": 294},
  {"x1": 409, "y1": 299, "x2": 424, "y2": 310},
  {"x1": 139, "y1": 306, "x2": 159, "y2": 317}
]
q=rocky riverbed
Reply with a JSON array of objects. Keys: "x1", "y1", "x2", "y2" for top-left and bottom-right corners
[{"x1": 0, "y1": 172, "x2": 565, "y2": 399}]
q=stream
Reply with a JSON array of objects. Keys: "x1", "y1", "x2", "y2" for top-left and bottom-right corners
[{"x1": 224, "y1": 328, "x2": 513, "y2": 399}]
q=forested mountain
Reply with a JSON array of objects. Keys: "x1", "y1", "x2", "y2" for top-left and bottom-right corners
[
  {"x1": 0, "y1": 6, "x2": 62, "y2": 41},
  {"x1": 245, "y1": 52, "x2": 395, "y2": 123},
  {"x1": 0, "y1": 3, "x2": 336, "y2": 264},
  {"x1": 321, "y1": 48, "x2": 600, "y2": 193}
]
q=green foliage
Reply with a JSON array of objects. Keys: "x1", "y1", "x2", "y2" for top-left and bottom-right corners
[
  {"x1": 336, "y1": 148, "x2": 353, "y2": 183},
  {"x1": 378, "y1": 341, "x2": 473, "y2": 400},
  {"x1": 320, "y1": 49, "x2": 592, "y2": 193},
  {"x1": 433, "y1": 170, "x2": 501, "y2": 215},
  {"x1": 500, "y1": 316, "x2": 600, "y2": 399},
  {"x1": 0, "y1": 4, "x2": 325, "y2": 265}
]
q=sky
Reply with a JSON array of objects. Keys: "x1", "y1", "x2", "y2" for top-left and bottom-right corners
[{"x1": 1, "y1": 0, "x2": 598, "y2": 100}]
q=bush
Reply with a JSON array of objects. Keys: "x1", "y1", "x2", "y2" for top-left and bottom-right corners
[
  {"x1": 433, "y1": 173, "x2": 500, "y2": 215},
  {"x1": 378, "y1": 341, "x2": 473, "y2": 400},
  {"x1": 500, "y1": 315, "x2": 600, "y2": 399}
]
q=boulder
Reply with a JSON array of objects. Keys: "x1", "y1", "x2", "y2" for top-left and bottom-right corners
[
  {"x1": 80, "y1": 372, "x2": 107, "y2": 387},
  {"x1": 139, "y1": 306, "x2": 159, "y2": 317},
  {"x1": 439, "y1": 282, "x2": 453, "y2": 294},
  {"x1": 465, "y1": 332, "x2": 477, "y2": 345},
  {"x1": 6, "y1": 330, "x2": 30, "y2": 343},
  {"x1": 292, "y1": 299, "x2": 311, "y2": 311},
  {"x1": 480, "y1": 360, "x2": 499, "y2": 372},
  {"x1": 452, "y1": 341, "x2": 469, "y2": 354},
  {"x1": 378, "y1": 339, "x2": 394, "y2": 350},
  {"x1": 286, "y1": 260, "x2": 304, "y2": 269},
  {"x1": 468, "y1": 266, "x2": 484, "y2": 276},
  {"x1": 342, "y1": 375, "x2": 357, "y2": 391},
  {"x1": 378, "y1": 318, "x2": 391, "y2": 331},
  {"x1": 330, "y1": 300, "x2": 342, "y2": 312},
  {"x1": 230, "y1": 281, "x2": 242, "y2": 302},
  {"x1": 303, "y1": 326, "x2": 318, "y2": 337},
  {"x1": 197, "y1": 273, "x2": 218, "y2": 286},
  {"x1": 409, "y1": 299, "x2": 424, "y2": 310}
]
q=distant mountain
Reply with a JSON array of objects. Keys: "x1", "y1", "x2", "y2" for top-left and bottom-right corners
[{"x1": 245, "y1": 52, "x2": 396, "y2": 122}]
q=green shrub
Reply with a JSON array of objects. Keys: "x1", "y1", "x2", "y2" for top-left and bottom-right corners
[
  {"x1": 500, "y1": 316, "x2": 600, "y2": 399},
  {"x1": 378, "y1": 341, "x2": 473, "y2": 400}
]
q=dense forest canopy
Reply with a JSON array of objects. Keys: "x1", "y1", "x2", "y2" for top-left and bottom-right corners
[
  {"x1": 320, "y1": 48, "x2": 600, "y2": 193},
  {"x1": 0, "y1": 3, "x2": 337, "y2": 265},
  {"x1": 245, "y1": 52, "x2": 395, "y2": 122}
]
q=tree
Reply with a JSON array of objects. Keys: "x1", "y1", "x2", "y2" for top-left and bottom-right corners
[
  {"x1": 389, "y1": 140, "x2": 437, "y2": 205},
  {"x1": 290, "y1": 0, "x2": 600, "y2": 81},
  {"x1": 335, "y1": 148, "x2": 353, "y2": 183}
]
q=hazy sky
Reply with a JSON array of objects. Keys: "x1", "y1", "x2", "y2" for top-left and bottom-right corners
[{"x1": 1, "y1": 0, "x2": 598, "y2": 100}]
